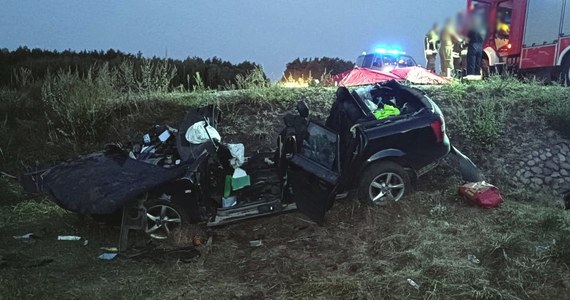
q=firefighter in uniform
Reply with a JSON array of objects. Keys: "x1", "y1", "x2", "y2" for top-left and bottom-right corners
[
  {"x1": 454, "y1": 11, "x2": 468, "y2": 77},
  {"x1": 440, "y1": 18, "x2": 463, "y2": 78},
  {"x1": 424, "y1": 23, "x2": 440, "y2": 73}
]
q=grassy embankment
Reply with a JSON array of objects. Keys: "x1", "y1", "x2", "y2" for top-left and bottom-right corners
[{"x1": 1, "y1": 63, "x2": 570, "y2": 299}]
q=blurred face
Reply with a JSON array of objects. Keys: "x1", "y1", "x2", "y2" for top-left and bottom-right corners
[{"x1": 473, "y1": 14, "x2": 484, "y2": 28}]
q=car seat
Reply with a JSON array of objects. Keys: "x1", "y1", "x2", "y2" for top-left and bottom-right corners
[{"x1": 177, "y1": 106, "x2": 220, "y2": 163}]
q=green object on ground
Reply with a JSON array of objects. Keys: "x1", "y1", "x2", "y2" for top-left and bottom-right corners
[{"x1": 374, "y1": 104, "x2": 401, "y2": 120}]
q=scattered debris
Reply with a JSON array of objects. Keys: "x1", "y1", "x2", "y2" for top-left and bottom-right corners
[
  {"x1": 100, "y1": 247, "x2": 118, "y2": 252},
  {"x1": 98, "y1": 253, "x2": 118, "y2": 260},
  {"x1": 249, "y1": 240, "x2": 263, "y2": 247},
  {"x1": 467, "y1": 254, "x2": 480, "y2": 264},
  {"x1": 535, "y1": 239, "x2": 557, "y2": 255},
  {"x1": 407, "y1": 278, "x2": 420, "y2": 290},
  {"x1": 57, "y1": 235, "x2": 81, "y2": 241},
  {"x1": 13, "y1": 233, "x2": 34, "y2": 240},
  {"x1": 192, "y1": 235, "x2": 202, "y2": 247},
  {"x1": 535, "y1": 245, "x2": 551, "y2": 255},
  {"x1": 222, "y1": 196, "x2": 237, "y2": 208},
  {"x1": 83, "y1": 240, "x2": 89, "y2": 246},
  {"x1": 458, "y1": 181, "x2": 503, "y2": 208}
]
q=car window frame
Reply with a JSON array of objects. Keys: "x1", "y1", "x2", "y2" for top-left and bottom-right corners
[{"x1": 298, "y1": 122, "x2": 341, "y2": 173}]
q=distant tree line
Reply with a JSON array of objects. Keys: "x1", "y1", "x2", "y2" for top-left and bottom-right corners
[
  {"x1": 0, "y1": 47, "x2": 263, "y2": 90},
  {"x1": 281, "y1": 57, "x2": 354, "y2": 82}
]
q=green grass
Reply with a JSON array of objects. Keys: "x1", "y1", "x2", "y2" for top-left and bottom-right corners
[
  {"x1": 275, "y1": 190, "x2": 570, "y2": 300},
  {"x1": 1, "y1": 185, "x2": 568, "y2": 300},
  {"x1": 425, "y1": 76, "x2": 570, "y2": 150}
]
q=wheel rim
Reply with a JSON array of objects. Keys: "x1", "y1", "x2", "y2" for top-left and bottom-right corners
[
  {"x1": 146, "y1": 204, "x2": 182, "y2": 240},
  {"x1": 368, "y1": 172, "x2": 405, "y2": 204}
]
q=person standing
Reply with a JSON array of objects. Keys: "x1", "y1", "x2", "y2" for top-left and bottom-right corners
[
  {"x1": 425, "y1": 23, "x2": 440, "y2": 73},
  {"x1": 440, "y1": 18, "x2": 463, "y2": 78},
  {"x1": 454, "y1": 11, "x2": 468, "y2": 76},
  {"x1": 466, "y1": 14, "x2": 487, "y2": 77}
]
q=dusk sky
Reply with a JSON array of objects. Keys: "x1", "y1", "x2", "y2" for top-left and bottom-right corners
[{"x1": 1, "y1": 0, "x2": 464, "y2": 80}]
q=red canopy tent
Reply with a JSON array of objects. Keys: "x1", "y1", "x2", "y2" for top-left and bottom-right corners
[
  {"x1": 390, "y1": 67, "x2": 451, "y2": 85},
  {"x1": 334, "y1": 66, "x2": 450, "y2": 87},
  {"x1": 335, "y1": 67, "x2": 402, "y2": 87}
]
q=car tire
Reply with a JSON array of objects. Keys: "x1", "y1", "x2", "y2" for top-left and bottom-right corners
[
  {"x1": 145, "y1": 200, "x2": 189, "y2": 240},
  {"x1": 358, "y1": 161, "x2": 411, "y2": 206}
]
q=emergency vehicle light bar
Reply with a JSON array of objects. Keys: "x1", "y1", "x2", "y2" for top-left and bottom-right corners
[{"x1": 375, "y1": 48, "x2": 406, "y2": 55}]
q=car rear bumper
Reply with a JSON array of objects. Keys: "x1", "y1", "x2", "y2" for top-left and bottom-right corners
[{"x1": 416, "y1": 133, "x2": 451, "y2": 177}]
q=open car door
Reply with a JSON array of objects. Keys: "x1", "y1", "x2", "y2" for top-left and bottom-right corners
[{"x1": 287, "y1": 122, "x2": 340, "y2": 224}]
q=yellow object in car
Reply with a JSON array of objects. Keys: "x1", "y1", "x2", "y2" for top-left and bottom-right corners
[{"x1": 373, "y1": 104, "x2": 401, "y2": 120}]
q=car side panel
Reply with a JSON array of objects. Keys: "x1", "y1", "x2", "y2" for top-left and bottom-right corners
[
  {"x1": 344, "y1": 113, "x2": 449, "y2": 189},
  {"x1": 367, "y1": 148, "x2": 407, "y2": 163}
]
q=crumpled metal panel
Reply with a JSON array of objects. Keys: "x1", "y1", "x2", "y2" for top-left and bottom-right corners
[{"x1": 23, "y1": 152, "x2": 186, "y2": 214}]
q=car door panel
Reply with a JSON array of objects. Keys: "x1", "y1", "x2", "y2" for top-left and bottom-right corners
[{"x1": 287, "y1": 122, "x2": 340, "y2": 224}]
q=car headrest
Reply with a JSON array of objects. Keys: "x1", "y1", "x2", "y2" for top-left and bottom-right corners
[{"x1": 296, "y1": 100, "x2": 309, "y2": 118}]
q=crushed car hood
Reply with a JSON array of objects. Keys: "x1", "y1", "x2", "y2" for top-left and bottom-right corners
[{"x1": 22, "y1": 152, "x2": 187, "y2": 214}]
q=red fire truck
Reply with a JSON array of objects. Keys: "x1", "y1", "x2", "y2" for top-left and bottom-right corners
[{"x1": 468, "y1": 0, "x2": 570, "y2": 82}]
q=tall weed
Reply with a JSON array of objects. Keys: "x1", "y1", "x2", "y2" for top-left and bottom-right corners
[
  {"x1": 453, "y1": 97, "x2": 506, "y2": 151},
  {"x1": 40, "y1": 60, "x2": 177, "y2": 143},
  {"x1": 235, "y1": 66, "x2": 270, "y2": 90},
  {"x1": 41, "y1": 68, "x2": 116, "y2": 142},
  {"x1": 545, "y1": 97, "x2": 570, "y2": 138}
]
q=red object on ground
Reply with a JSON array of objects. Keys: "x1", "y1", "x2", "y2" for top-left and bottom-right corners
[
  {"x1": 458, "y1": 181, "x2": 504, "y2": 208},
  {"x1": 335, "y1": 67, "x2": 402, "y2": 87},
  {"x1": 193, "y1": 235, "x2": 202, "y2": 246},
  {"x1": 390, "y1": 67, "x2": 451, "y2": 85}
]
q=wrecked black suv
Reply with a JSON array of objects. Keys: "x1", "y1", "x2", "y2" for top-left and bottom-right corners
[{"x1": 23, "y1": 81, "x2": 450, "y2": 239}]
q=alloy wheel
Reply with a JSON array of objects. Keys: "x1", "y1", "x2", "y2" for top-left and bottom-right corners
[
  {"x1": 368, "y1": 172, "x2": 405, "y2": 204},
  {"x1": 146, "y1": 204, "x2": 182, "y2": 240}
]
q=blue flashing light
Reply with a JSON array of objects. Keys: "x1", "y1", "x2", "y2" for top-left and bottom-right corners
[{"x1": 374, "y1": 48, "x2": 406, "y2": 55}]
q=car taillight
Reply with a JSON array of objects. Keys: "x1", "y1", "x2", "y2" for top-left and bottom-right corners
[{"x1": 431, "y1": 119, "x2": 444, "y2": 143}]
